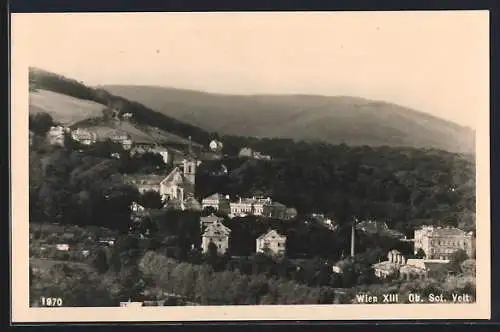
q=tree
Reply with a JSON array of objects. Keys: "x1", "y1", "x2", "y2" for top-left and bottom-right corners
[
  {"x1": 206, "y1": 241, "x2": 219, "y2": 263},
  {"x1": 139, "y1": 190, "x2": 164, "y2": 209},
  {"x1": 415, "y1": 248, "x2": 426, "y2": 259},
  {"x1": 117, "y1": 265, "x2": 148, "y2": 301},
  {"x1": 449, "y1": 249, "x2": 469, "y2": 273},
  {"x1": 89, "y1": 248, "x2": 109, "y2": 274},
  {"x1": 29, "y1": 112, "x2": 54, "y2": 136}
]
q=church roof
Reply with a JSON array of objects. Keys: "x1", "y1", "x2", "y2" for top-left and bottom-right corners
[
  {"x1": 122, "y1": 174, "x2": 166, "y2": 185},
  {"x1": 161, "y1": 167, "x2": 193, "y2": 188}
]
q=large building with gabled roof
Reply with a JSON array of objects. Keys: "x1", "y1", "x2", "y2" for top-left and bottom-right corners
[
  {"x1": 201, "y1": 220, "x2": 231, "y2": 254},
  {"x1": 256, "y1": 229, "x2": 287, "y2": 256}
]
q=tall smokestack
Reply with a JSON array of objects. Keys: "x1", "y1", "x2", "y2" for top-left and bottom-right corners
[{"x1": 188, "y1": 136, "x2": 192, "y2": 156}]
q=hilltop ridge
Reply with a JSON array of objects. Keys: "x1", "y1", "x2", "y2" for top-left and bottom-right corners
[{"x1": 101, "y1": 84, "x2": 475, "y2": 154}]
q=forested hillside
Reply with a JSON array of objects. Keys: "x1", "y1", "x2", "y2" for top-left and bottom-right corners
[{"x1": 102, "y1": 84, "x2": 475, "y2": 154}]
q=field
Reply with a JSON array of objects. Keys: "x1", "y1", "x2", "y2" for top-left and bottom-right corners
[{"x1": 29, "y1": 89, "x2": 107, "y2": 126}]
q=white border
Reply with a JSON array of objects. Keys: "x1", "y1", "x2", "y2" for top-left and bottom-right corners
[{"x1": 11, "y1": 11, "x2": 491, "y2": 322}]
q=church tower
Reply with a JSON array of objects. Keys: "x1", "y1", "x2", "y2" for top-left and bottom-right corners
[{"x1": 182, "y1": 136, "x2": 197, "y2": 185}]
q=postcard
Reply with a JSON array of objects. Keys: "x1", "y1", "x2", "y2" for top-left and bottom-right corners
[{"x1": 11, "y1": 10, "x2": 490, "y2": 322}]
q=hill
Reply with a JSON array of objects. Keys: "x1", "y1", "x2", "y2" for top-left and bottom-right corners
[
  {"x1": 101, "y1": 85, "x2": 476, "y2": 154},
  {"x1": 28, "y1": 67, "x2": 210, "y2": 147},
  {"x1": 29, "y1": 89, "x2": 108, "y2": 126}
]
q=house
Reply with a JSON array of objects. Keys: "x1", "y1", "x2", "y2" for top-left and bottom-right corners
[
  {"x1": 262, "y1": 201, "x2": 288, "y2": 219},
  {"x1": 71, "y1": 128, "x2": 97, "y2": 145},
  {"x1": 98, "y1": 237, "x2": 115, "y2": 246},
  {"x1": 229, "y1": 197, "x2": 270, "y2": 217},
  {"x1": 110, "y1": 132, "x2": 133, "y2": 150},
  {"x1": 56, "y1": 244, "x2": 70, "y2": 251},
  {"x1": 200, "y1": 213, "x2": 224, "y2": 230},
  {"x1": 414, "y1": 226, "x2": 475, "y2": 260},
  {"x1": 201, "y1": 193, "x2": 231, "y2": 214},
  {"x1": 130, "y1": 201, "x2": 148, "y2": 222},
  {"x1": 253, "y1": 151, "x2": 271, "y2": 160},
  {"x1": 201, "y1": 220, "x2": 231, "y2": 254},
  {"x1": 256, "y1": 229, "x2": 287, "y2": 256},
  {"x1": 130, "y1": 201, "x2": 146, "y2": 213},
  {"x1": 239, "y1": 147, "x2": 254, "y2": 158},
  {"x1": 238, "y1": 147, "x2": 271, "y2": 160},
  {"x1": 209, "y1": 140, "x2": 224, "y2": 153},
  {"x1": 372, "y1": 250, "x2": 407, "y2": 279},
  {"x1": 47, "y1": 125, "x2": 69, "y2": 146},
  {"x1": 285, "y1": 207, "x2": 298, "y2": 220},
  {"x1": 372, "y1": 249, "x2": 449, "y2": 280}
]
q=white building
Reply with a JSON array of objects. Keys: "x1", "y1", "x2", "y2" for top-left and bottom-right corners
[
  {"x1": 414, "y1": 226, "x2": 475, "y2": 260},
  {"x1": 201, "y1": 220, "x2": 231, "y2": 255},
  {"x1": 47, "y1": 125, "x2": 69, "y2": 146},
  {"x1": 201, "y1": 193, "x2": 231, "y2": 214},
  {"x1": 229, "y1": 197, "x2": 270, "y2": 217},
  {"x1": 256, "y1": 229, "x2": 286, "y2": 256}
]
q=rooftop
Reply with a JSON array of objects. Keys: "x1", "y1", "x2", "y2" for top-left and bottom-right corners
[
  {"x1": 122, "y1": 174, "x2": 166, "y2": 185},
  {"x1": 257, "y1": 229, "x2": 286, "y2": 241},
  {"x1": 203, "y1": 220, "x2": 231, "y2": 237},
  {"x1": 417, "y1": 226, "x2": 470, "y2": 236}
]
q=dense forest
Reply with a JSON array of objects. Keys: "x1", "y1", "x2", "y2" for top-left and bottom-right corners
[{"x1": 199, "y1": 136, "x2": 476, "y2": 236}]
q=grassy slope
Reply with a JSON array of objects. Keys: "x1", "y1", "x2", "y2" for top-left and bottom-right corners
[
  {"x1": 29, "y1": 89, "x2": 202, "y2": 147},
  {"x1": 29, "y1": 89, "x2": 107, "y2": 126},
  {"x1": 29, "y1": 67, "x2": 209, "y2": 147},
  {"x1": 101, "y1": 85, "x2": 475, "y2": 154}
]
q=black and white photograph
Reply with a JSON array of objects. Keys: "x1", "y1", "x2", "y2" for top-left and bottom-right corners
[{"x1": 11, "y1": 11, "x2": 490, "y2": 321}]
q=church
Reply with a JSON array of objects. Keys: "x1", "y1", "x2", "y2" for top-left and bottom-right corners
[
  {"x1": 123, "y1": 138, "x2": 201, "y2": 209},
  {"x1": 160, "y1": 155, "x2": 198, "y2": 202}
]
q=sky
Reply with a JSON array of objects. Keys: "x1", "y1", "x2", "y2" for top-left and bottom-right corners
[{"x1": 13, "y1": 11, "x2": 489, "y2": 129}]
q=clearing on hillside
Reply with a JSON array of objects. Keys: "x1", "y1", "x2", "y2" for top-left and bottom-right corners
[{"x1": 29, "y1": 89, "x2": 107, "y2": 126}]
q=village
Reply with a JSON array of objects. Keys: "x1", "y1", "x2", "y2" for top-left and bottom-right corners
[{"x1": 29, "y1": 109, "x2": 477, "y2": 306}]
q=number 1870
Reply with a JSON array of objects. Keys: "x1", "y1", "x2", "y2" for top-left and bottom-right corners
[{"x1": 40, "y1": 297, "x2": 63, "y2": 307}]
